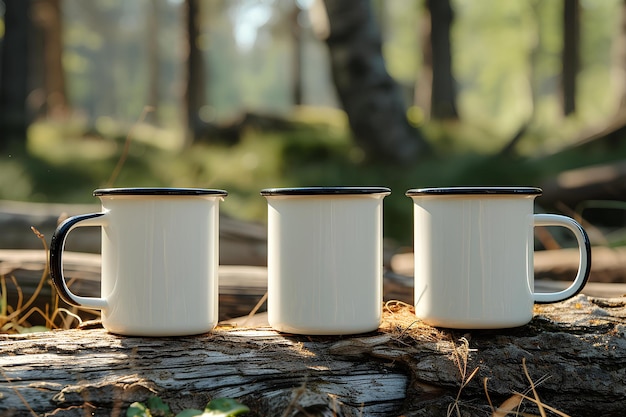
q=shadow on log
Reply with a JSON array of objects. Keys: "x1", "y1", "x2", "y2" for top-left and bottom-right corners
[{"x1": 1, "y1": 295, "x2": 625, "y2": 417}]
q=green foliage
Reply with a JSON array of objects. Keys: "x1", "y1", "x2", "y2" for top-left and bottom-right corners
[
  {"x1": 204, "y1": 398, "x2": 250, "y2": 416},
  {"x1": 126, "y1": 396, "x2": 249, "y2": 417},
  {"x1": 127, "y1": 401, "x2": 152, "y2": 417},
  {"x1": 54, "y1": 0, "x2": 625, "y2": 139}
]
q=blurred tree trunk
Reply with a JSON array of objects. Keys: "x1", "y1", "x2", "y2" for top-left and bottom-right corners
[
  {"x1": 416, "y1": 0, "x2": 458, "y2": 120},
  {"x1": 76, "y1": 2, "x2": 118, "y2": 122},
  {"x1": 414, "y1": 5, "x2": 432, "y2": 120},
  {"x1": 320, "y1": 0, "x2": 429, "y2": 164},
  {"x1": 499, "y1": 2, "x2": 542, "y2": 157},
  {"x1": 613, "y1": 0, "x2": 626, "y2": 110},
  {"x1": 184, "y1": 0, "x2": 205, "y2": 144},
  {"x1": 146, "y1": 0, "x2": 161, "y2": 125},
  {"x1": 0, "y1": 0, "x2": 32, "y2": 150},
  {"x1": 562, "y1": 0, "x2": 580, "y2": 116},
  {"x1": 291, "y1": 5, "x2": 303, "y2": 106},
  {"x1": 31, "y1": 0, "x2": 68, "y2": 119}
]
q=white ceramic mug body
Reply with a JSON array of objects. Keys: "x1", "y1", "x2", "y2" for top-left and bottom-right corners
[
  {"x1": 50, "y1": 188, "x2": 227, "y2": 336},
  {"x1": 261, "y1": 187, "x2": 391, "y2": 335},
  {"x1": 406, "y1": 187, "x2": 591, "y2": 329}
]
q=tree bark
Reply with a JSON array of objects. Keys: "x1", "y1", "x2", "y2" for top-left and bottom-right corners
[
  {"x1": 1, "y1": 295, "x2": 625, "y2": 417},
  {"x1": 320, "y1": 0, "x2": 429, "y2": 165}
]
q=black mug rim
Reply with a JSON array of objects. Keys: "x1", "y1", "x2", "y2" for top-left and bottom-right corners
[
  {"x1": 260, "y1": 186, "x2": 391, "y2": 196},
  {"x1": 94, "y1": 187, "x2": 228, "y2": 197},
  {"x1": 406, "y1": 186, "x2": 542, "y2": 197}
]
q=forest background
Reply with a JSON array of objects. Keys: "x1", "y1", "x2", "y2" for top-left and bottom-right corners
[{"x1": 1, "y1": 0, "x2": 625, "y2": 245}]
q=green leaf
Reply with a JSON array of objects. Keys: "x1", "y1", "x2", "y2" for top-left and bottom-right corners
[
  {"x1": 204, "y1": 398, "x2": 250, "y2": 416},
  {"x1": 147, "y1": 396, "x2": 173, "y2": 416},
  {"x1": 127, "y1": 402, "x2": 151, "y2": 417}
]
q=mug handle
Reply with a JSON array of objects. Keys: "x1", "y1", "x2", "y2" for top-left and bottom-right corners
[
  {"x1": 533, "y1": 214, "x2": 592, "y2": 303},
  {"x1": 49, "y1": 212, "x2": 109, "y2": 310}
]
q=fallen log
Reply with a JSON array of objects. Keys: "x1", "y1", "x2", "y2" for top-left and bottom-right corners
[
  {"x1": 1, "y1": 295, "x2": 625, "y2": 417},
  {"x1": 391, "y1": 249, "x2": 626, "y2": 290},
  {"x1": 539, "y1": 160, "x2": 626, "y2": 210},
  {"x1": 0, "y1": 250, "x2": 269, "y2": 322},
  {"x1": 3, "y1": 249, "x2": 626, "y2": 327},
  {"x1": 533, "y1": 246, "x2": 626, "y2": 284},
  {"x1": 0, "y1": 200, "x2": 398, "y2": 268},
  {"x1": 0, "y1": 200, "x2": 268, "y2": 266}
]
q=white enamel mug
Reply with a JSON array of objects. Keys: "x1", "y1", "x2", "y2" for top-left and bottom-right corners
[
  {"x1": 406, "y1": 187, "x2": 591, "y2": 329},
  {"x1": 50, "y1": 188, "x2": 227, "y2": 336},
  {"x1": 261, "y1": 187, "x2": 391, "y2": 335}
]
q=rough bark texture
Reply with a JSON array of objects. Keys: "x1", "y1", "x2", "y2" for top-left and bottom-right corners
[{"x1": 1, "y1": 295, "x2": 625, "y2": 417}]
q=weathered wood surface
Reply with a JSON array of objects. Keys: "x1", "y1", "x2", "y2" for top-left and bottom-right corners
[{"x1": 1, "y1": 295, "x2": 625, "y2": 417}]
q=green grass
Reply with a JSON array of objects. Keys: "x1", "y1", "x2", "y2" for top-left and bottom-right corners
[{"x1": 3, "y1": 112, "x2": 626, "y2": 245}]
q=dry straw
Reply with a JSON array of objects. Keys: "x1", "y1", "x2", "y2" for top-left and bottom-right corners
[{"x1": 0, "y1": 227, "x2": 83, "y2": 333}]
